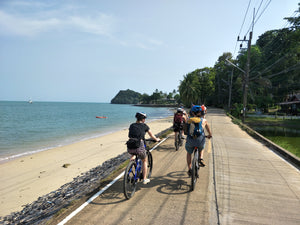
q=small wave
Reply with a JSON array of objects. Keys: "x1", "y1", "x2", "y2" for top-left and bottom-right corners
[
  {"x1": 0, "y1": 147, "x2": 53, "y2": 163},
  {"x1": 0, "y1": 125, "x2": 130, "y2": 164}
]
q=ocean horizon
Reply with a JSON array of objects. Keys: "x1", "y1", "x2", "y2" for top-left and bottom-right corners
[{"x1": 0, "y1": 101, "x2": 174, "y2": 162}]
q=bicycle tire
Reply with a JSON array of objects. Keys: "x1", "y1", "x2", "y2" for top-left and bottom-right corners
[
  {"x1": 191, "y1": 149, "x2": 199, "y2": 191},
  {"x1": 123, "y1": 161, "x2": 137, "y2": 199},
  {"x1": 179, "y1": 131, "x2": 183, "y2": 147},
  {"x1": 147, "y1": 151, "x2": 153, "y2": 178},
  {"x1": 175, "y1": 133, "x2": 179, "y2": 151}
]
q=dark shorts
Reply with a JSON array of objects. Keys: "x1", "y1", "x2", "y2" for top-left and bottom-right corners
[
  {"x1": 127, "y1": 140, "x2": 147, "y2": 159},
  {"x1": 185, "y1": 134, "x2": 205, "y2": 154},
  {"x1": 173, "y1": 123, "x2": 182, "y2": 132}
]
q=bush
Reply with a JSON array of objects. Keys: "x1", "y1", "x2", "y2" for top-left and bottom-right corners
[{"x1": 231, "y1": 103, "x2": 243, "y2": 118}]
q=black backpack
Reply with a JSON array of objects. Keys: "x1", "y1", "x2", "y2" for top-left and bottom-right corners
[
  {"x1": 127, "y1": 123, "x2": 143, "y2": 149},
  {"x1": 174, "y1": 113, "x2": 183, "y2": 123}
]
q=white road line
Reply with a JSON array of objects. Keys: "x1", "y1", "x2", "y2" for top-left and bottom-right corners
[{"x1": 57, "y1": 136, "x2": 169, "y2": 225}]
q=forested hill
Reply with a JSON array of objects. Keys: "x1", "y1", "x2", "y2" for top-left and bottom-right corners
[{"x1": 110, "y1": 89, "x2": 141, "y2": 104}]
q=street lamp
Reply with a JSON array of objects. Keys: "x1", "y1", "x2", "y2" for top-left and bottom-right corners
[{"x1": 225, "y1": 59, "x2": 245, "y2": 73}]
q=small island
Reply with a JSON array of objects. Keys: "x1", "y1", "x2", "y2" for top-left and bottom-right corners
[
  {"x1": 111, "y1": 89, "x2": 180, "y2": 107},
  {"x1": 110, "y1": 89, "x2": 141, "y2": 104}
]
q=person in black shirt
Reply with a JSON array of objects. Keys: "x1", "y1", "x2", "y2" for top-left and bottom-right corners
[{"x1": 127, "y1": 112, "x2": 160, "y2": 184}]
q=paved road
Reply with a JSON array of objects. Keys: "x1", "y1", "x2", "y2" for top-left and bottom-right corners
[
  {"x1": 59, "y1": 108, "x2": 300, "y2": 225},
  {"x1": 210, "y1": 108, "x2": 300, "y2": 224}
]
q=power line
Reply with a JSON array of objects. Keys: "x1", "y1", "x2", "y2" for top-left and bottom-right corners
[
  {"x1": 247, "y1": 10, "x2": 299, "y2": 74},
  {"x1": 233, "y1": 0, "x2": 252, "y2": 57},
  {"x1": 238, "y1": 0, "x2": 252, "y2": 37},
  {"x1": 245, "y1": 0, "x2": 272, "y2": 36},
  {"x1": 249, "y1": 55, "x2": 287, "y2": 80},
  {"x1": 266, "y1": 62, "x2": 300, "y2": 79}
]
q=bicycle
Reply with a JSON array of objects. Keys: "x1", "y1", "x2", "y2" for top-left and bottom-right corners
[
  {"x1": 190, "y1": 136, "x2": 210, "y2": 191},
  {"x1": 123, "y1": 141, "x2": 153, "y2": 199},
  {"x1": 175, "y1": 129, "x2": 182, "y2": 151}
]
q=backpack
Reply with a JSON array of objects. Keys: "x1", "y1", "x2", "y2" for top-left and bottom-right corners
[
  {"x1": 188, "y1": 118, "x2": 203, "y2": 139},
  {"x1": 126, "y1": 138, "x2": 141, "y2": 149},
  {"x1": 174, "y1": 113, "x2": 183, "y2": 124},
  {"x1": 127, "y1": 123, "x2": 143, "y2": 149},
  {"x1": 128, "y1": 123, "x2": 143, "y2": 140}
]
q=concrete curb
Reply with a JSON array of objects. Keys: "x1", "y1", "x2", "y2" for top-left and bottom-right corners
[{"x1": 227, "y1": 114, "x2": 300, "y2": 170}]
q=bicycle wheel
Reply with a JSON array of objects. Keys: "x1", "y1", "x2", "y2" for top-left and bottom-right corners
[
  {"x1": 175, "y1": 133, "x2": 179, "y2": 151},
  {"x1": 146, "y1": 151, "x2": 153, "y2": 178},
  {"x1": 191, "y1": 149, "x2": 199, "y2": 191},
  {"x1": 123, "y1": 161, "x2": 137, "y2": 199},
  {"x1": 179, "y1": 131, "x2": 183, "y2": 147}
]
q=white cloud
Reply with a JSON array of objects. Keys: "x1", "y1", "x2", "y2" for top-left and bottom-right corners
[
  {"x1": 68, "y1": 14, "x2": 115, "y2": 36},
  {"x1": 0, "y1": 2, "x2": 163, "y2": 50},
  {"x1": 0, "y1": 10, "x2": 61, "y2": 37},
  {"x1": 0, "y1": 9, "x2": 115, "y2": 38},
  {"x1": 148, "y1": 38, "x2": 163, "y2": 46}
]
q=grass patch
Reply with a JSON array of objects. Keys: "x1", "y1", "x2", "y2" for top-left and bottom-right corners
[
  {"x1": 245, "y1": 117, "x2": 300, "y2": 128},
  {"x1": 227, "y1": 113, "x2": 300, "y2": 158},
  {"x1": 265, "y1": 136, "x2": 300, "y2": 158}
]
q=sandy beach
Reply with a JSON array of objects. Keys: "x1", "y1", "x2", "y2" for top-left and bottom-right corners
[{"x1": 0, "y1": 116, "x2": 173, "y2": 217}]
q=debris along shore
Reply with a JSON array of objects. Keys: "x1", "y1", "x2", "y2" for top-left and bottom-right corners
[{"x1": 0, "y1": 153, "x2": 129, "y2": 225}]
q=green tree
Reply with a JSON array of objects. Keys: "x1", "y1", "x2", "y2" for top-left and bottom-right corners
[
  {"x1": 140, "y1": 93, "x2": 151, "y2": 104},
  {"x1": 150, "y1": 89, "x2": 162, "y2": 103},
  {"x1": 178, "y1": 68, "x2": 215, "y2": 106},
  {"x1": 213, "y1": 52, "x2": 234, "y2": 107},
  {"x1": 179, "y1": 72, "x2": 200, "y2": 106}
]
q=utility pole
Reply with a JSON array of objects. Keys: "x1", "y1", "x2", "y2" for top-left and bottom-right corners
[
  {"x1": 228, "y1": 69, "x2": 234, "y2": 109},
  {"x1": 237, "y1": 9, "x2": 254, "y2": 123}
]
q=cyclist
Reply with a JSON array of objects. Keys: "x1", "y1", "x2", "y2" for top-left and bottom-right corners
[
  {"x1": 181, "y1": 106, "x2": 188, "y2": 131},
  {"x1": 173, "y1": 108, "x2": 185, "y2": 144},
  {"x1": 127, "y1": 112, "x2": 160, "y2": 184},
  {"x1": 201, "y1": 104, "x2": 207, "y2": 114},
  {"x1": 179, "y1": 105, "x2": 188, "y2": 122},
  {"x1": 185, "y1": 105, "x2": 212, "y2": 176}
]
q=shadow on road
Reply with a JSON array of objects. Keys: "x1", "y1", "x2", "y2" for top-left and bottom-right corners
[{"x1": 89, "y1": 169, "x2": 191, "y2": 206}]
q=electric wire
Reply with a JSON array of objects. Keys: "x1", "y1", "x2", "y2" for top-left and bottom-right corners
[
  {"x1": 247, "y1": 10, "x2": 299, "y2": 76},
  {"x1": 233, "y1": 0, "x2": 252, "y2": 57},
  {"x1": 245, "y1": 0, "x2": 273, "y2": 36}
]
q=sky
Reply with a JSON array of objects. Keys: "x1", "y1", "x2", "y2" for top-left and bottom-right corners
[{"x1": 0, "y1": 0, "x2": 298, "y2": 103}]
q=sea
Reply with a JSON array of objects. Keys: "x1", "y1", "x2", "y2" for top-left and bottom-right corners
[{"x1": 0, "y1": 101, "x2": 174, "y2": 162}]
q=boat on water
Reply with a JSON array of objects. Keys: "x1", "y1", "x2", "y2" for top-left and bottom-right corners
[{"x1": 28, "y1": 99, "x2": 33, "y2": 104}]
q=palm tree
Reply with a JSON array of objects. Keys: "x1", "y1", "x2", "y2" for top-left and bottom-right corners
[{"x1": 179, "y1": 72, "x2": 200, "y2": 106}]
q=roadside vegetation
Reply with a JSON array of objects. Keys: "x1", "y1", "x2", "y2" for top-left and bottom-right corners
[
  {"x1": 267, "y1": 136, "x2": 300, "y2": 158},
  {"x1": 245, "y1": 117, "x2": 300, "y2": 127},
  {"x1": 245, "y1": 116, "x2": 300, "y2": 157}
]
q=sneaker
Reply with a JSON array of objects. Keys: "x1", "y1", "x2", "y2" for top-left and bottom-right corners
[
  {"x1": 181, "y1": 135, "x2": 185, "y2": 139},
  {"x1": 143, "y1": 178, "x2": 150, "y2": 184},
  {"x1": 199, "y1": 159, "x2": 206, "y2": 167},
  {"x1": 187, "y1": 169, "x2": 192, "y2": 177}
]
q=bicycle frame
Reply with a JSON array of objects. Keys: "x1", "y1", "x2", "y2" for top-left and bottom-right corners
[
  {"x1": 190, "y1": 135, "x2": 210, "y2": 191},
  {"x1": 190, "y1": 146, "x2": 200, "y2": 191},
  {"x1": 130, "y1": 157, "x2": 142, "y2": 182},
  {"x1": 123, "y1": 143, "x2": 153, "y2": 199}
]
